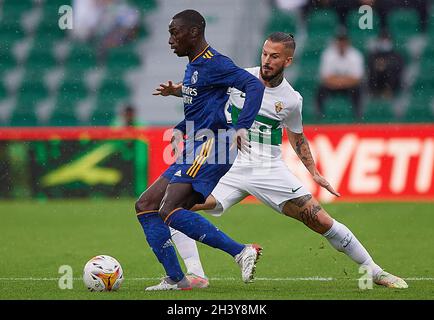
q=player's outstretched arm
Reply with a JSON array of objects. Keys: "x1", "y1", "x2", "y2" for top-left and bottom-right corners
[
  {"x1": 152, "y1": 80, "x2": 183, "y2": 97},
  {"x1": 287, "y1": 129, "x2": 340, "y2": 197}
]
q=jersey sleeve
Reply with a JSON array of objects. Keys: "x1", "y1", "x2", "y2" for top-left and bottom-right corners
[
  {"x1": 206, "y1": 56, "x2": 264, "y2": 130},
  {"x1": 282, "y1": 93, "x2": 303, "y2": 134}
]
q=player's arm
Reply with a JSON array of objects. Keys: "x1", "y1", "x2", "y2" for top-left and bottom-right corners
[
  {"x1": 287, "y1": 129, "x2": 340, "y2": 197},
  {"x1": 209, "y1": 56, "x2": 265, "y2": 152},
  {"x1": 152, "y1": 81, "x2": 183, "y2": 97}
]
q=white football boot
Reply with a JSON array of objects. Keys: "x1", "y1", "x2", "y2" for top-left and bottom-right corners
[
  {"x1": 145, "y1": 276, "x2": 192, "y2": 291},
  {"x1": 373, "y1": 271, "x2": 408, "y2": 289},
  {"x1": 235, "y1": 244, "x2": 262, "y2": 283}
]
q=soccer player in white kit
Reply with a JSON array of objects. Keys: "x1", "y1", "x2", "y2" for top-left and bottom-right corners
[{"x1": 153, "y1": 32, "x2": 408, "y2": 290}]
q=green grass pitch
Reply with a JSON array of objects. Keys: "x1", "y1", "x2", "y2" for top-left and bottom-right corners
[{"x1": 1, "y1": 200, "x2": 433, "y2": 300}]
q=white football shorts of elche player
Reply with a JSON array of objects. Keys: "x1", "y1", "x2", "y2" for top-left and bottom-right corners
[{"x1": 206, "y1": 67, "x2": 311, "y2": 216}]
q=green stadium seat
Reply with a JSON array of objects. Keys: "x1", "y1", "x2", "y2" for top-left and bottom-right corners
[
  {"x1": 363, "y1": 98, "x2": 395, "y2": 123},
  {"x1": 321, "y1": 96, "x2": 356, "y2": 123},
  {"x1": 264, "y1": 9, "x2": 296, "y2": 35},
  {"x1": 26, "y1": 46, "x2": 57, "y2": 71},
  {"x1": 307, "y1": 9, "x2": 338, "y2": 38},
  {"x1": 406, "y1": 95, "x2": 434, "y2": 122},
  {"x1": 294, "y1": 74, "x2": 318, "y2": 96},
  {"x1": 49, "y1": 109, "x2": 79, "y2": 126},
  {"x1": 98, "y1": 78, "x2": 130, "y2": 101},
  {"x1": 0, "y1": 82, "x2": 7, "y2": 100},
  {"x1": 66, "y1": 45, "x2": 98, "y2": 71},
  {"x1": 18, "y1": 79, "x2": 48, "y2": 99},
  {"x1": 57, "y1": 80, "x2": 88, "y2": 105},
  {"x1": 106, "y1": 46, "x2": 141, "y2": 71},
  {"x1": 389, "y1": 9, "x2": 421, "y2": 43},
  {"x1": 10, "y1": 91, "x2": 41, "y2": 126},
  {"x1": 130, "y1": 0, "x2": 157, "y2": 11},
  {"x1": 0, "y1": 49, "x2": 16, "y2": 71},
  {"x1": 9, "y1": 109, "x2": 38, "y2": 126},
  {"x1": 2, "y1": 0, "x2": 34, "y2": 19}
]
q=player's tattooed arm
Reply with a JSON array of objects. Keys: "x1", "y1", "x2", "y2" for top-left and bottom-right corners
[{"x1": 287, "y1": 131, "x2": 317, "y2": 176}]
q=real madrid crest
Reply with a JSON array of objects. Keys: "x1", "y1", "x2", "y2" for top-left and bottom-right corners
[
  {"x1": 275, "y1": 101, "x2": 284, "y2": 113},
  {"x1": 191, "y1": 70, "x2": 198, "y2": 84}
]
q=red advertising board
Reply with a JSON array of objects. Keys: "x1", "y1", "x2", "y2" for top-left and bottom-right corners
[
  {"x1": 282, "y1": 124, "x2": 434, "y2": 202},
  {"x1": 1, "y1": 124, "x2": 433, "y2": 202}
]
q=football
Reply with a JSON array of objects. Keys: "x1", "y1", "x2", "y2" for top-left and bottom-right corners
[{"x1": 83, "y1": 255, "x2": 124, "y2": 292}]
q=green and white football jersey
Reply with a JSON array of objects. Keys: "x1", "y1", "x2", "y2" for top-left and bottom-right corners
[{"x1": 227, "y1": 67, "x2": 303, "y2": 164}]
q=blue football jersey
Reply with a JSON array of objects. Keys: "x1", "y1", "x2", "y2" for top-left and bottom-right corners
[{"x1": 175, "y1": 46, "x2": 264, "y2": 136}]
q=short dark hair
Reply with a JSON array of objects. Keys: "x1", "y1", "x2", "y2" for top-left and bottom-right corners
[
  {"x1": 267, "y1": 32, "x2": 296, "y2": 52},
  {"x1": 173, "y1": 9, "x2": 206, "y2": 34}
]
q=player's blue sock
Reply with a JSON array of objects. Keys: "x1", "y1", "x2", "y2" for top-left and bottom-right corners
[
  {"x1": 165, "y1": 208, "x2": 244, "y2": 257},
  {"x1": 137, "y1": 211, "x2": 184, "y2": 282}
]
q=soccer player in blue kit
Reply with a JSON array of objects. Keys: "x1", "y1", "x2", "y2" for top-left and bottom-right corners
[{"x1": 134, "y1": 10, "x2": 265, "y2": 290}]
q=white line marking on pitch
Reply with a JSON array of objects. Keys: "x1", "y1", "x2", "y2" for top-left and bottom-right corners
[{"x1": 0, "y1": 277, "x2": 433, "y2": 281}]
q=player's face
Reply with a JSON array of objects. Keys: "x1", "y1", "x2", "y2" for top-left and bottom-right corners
[
  {"x1": 260, "y1": 40, "x2": 293, "y2": 81},
  {"x1": 168, "y1": 19, "x2": 193, "y2": 57}
]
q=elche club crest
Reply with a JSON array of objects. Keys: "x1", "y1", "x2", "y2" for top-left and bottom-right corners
[
  {"x1": 191, "y1": 70, "x2": 199, "y2": 84},
  {"x1": 275, "y1": 101, "x2": 284, "y2": 113}
]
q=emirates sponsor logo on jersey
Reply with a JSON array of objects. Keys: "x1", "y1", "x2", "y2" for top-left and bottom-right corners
[{"x1": 275, "y1": 101, "x2": 284, "y2": 113}]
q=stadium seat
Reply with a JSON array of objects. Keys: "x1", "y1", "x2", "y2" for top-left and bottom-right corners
[
  {"x1": 65, "y1": 45, "x2": 98, "y2": 72},
  {"x1": 106, "y1": 46, "x2": 141, "y2": 72},
  {"x1": 322, "y1": 96, "x2": 355, "y2": 123},
  {"x1": 265, "y1": 9, "x2": 296, "y2": 35},
  {"x1": 363, "y1": 98, "x2": 395, "y2": 123}
]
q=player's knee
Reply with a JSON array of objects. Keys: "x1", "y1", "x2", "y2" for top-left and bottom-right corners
[
  {"x1": 158, "y1": 203, "x2": 181, "y2": 223},
  {"x1": 135, "y1": 196, "x2": 160, "y2": 213},
  {"x1": 158, "y1": 203, "x2": 171, "y2": 222}
]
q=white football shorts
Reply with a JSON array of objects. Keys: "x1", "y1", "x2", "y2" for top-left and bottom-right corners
[{"x1": 205, "y1": 159, "x2": 311, "y2": 216}]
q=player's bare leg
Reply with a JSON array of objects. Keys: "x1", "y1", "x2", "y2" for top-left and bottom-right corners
[
  {"x1": 282, "y1": 195, "x2": 408, "y2": 289},
  {"x1": 135, "y1": 176, "x2": 170, "y2": 213}
]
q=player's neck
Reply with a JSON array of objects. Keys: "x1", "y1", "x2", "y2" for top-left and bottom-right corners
[
  {"x1": 189, "y1": 41, "x2": 209, "y2": 62},
  {"x1": 261, "y1": 72, "x2": 284, "y2": 88}
]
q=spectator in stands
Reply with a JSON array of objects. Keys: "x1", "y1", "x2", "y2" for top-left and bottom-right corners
[
  {"x1": 72, "y1": 0, "x2": 102, "y2": 42},
  {"x1": 114, "y1": 103, "x2": 141, "y2": 127},
  {"x1": 374, "y1": 0, "x2": 430, "y2": 34},
  {"x1": 367, "y1": 31, "x2": 404, "y2": 98},
  {"x1": 72, "y1": 0, "x2": 140, "y2": 61},
  {"x1": 316, "y1": 30, "x2": 365, "y2": 120}
]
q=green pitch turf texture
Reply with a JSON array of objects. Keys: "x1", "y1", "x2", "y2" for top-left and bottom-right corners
[{"x1": 1, "y1": 200, "x2": 433, "y2": 300}]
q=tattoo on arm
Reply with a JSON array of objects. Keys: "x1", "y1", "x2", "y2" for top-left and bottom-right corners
[{"x1": 294, "y1": 134, "x2": 315, "y2": 172}]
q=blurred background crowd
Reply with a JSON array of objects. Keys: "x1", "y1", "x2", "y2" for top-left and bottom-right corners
[{"x1": 0, "y1": 0, "x2": 432, "y2": 127}]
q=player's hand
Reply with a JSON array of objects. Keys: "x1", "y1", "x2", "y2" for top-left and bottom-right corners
[
  {"x1": 312, "y1": 172, "x2": 341, "y2": 197},
  {"x1": 171, "y1": 129, "x2": 184, "y2": 158},
  {"x1": 152, "y1": 81, "x2": 182, "y2": 96},
  {"x1": 230, "y1": 128, "x2": 250, "y2": 154}
]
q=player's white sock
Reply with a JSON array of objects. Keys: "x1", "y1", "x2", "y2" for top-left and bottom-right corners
[
  {"x1": 170, "y1": 227, "x2": 206, "y2": 278},
  {"x1": 322, "y1": 219, "x2": 383, "y2": 277}
]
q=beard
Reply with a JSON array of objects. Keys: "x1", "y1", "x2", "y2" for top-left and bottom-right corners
[{"x1": 260, "y1": 65, "x2": 284, "y2": 82}]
